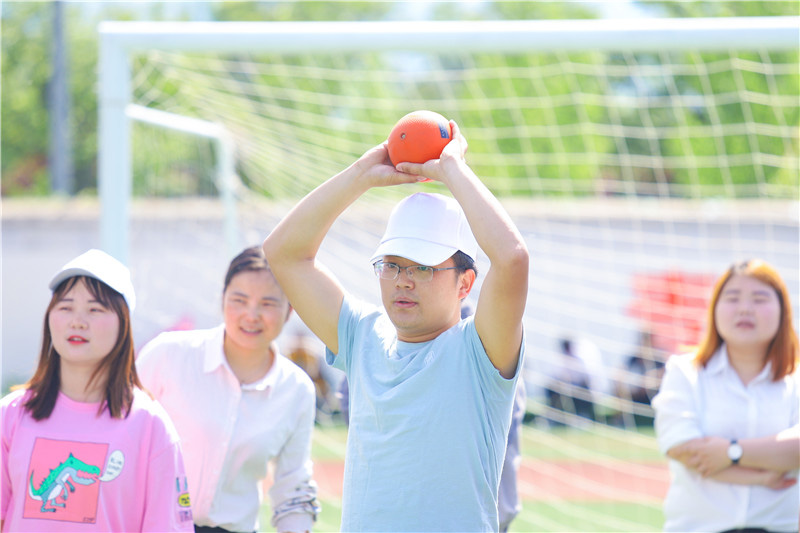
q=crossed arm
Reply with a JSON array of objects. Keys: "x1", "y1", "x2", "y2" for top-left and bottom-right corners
[
  {"x1": 655, "y1": 357, "x2": 799, "y2": 490},
  {"x1": 667, "y1": 425, "x2": 799, "y2": 489}
]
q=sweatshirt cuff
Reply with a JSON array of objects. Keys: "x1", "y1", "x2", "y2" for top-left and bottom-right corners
[{"x1": 274, "y1": 511, "x2": 314, "y2": 533}]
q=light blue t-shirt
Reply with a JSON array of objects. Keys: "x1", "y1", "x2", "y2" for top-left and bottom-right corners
[{"x1": 327, "y1": 296, "x2": 523, "y2": 532}]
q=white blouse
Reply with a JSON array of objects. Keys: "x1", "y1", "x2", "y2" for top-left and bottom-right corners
[{"x1": 652, "y1": 345, "x2": 799, "y2": 532}]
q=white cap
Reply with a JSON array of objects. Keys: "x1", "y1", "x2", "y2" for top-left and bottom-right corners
[
  {"x1": 370, "y1": 192, "x2": 479, "y2": 266},
  {"x1": 49, "y1": 249, "x2": 136, "y2": 313}
]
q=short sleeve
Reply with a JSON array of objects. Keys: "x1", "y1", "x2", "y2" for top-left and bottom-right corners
[
  {"x1": 466, "y1": 316, "x2": 522, "y2": 401},
  {"x1": 1, "y1": 395, "x2": 17, "y2": 521},
  {"x1": 325, "y1": 295, "x2": 372, "y2": 372},
  {"x1": 652, "y1": 354, "x2": 704, "y2": 454},
  {"x1": 136, "y1": 335, "x2": 168, "y2": 398},
  {"x1": 1, "y1": 390, "x2": 28, "y2": 522},
  {"x1": 140, "y1": 410, "x2": 195, "y2": 532}
]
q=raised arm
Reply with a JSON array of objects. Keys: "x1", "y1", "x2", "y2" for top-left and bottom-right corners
[
  {"x1": 262, "y1": 142, "x2": 418, "y2": 354},
  {"x1": 397, "y1": 122, "x2": 529, "y2": 378}
]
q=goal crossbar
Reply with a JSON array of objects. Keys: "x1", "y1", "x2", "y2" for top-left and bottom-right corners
[
  {"x1": 99, "y1": 17, "x2": 800, "y2": 53},
  {"x1": 98, "y1": 17, "x2": 800, "y2": 263}
]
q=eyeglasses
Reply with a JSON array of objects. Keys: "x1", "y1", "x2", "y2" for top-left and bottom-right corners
[{"x1": 373, "y1": 261, "x2": 458, "y2": 282}]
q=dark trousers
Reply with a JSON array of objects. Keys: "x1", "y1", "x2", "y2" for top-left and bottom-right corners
[
  {"x1": 194, "y1": 526, "x2": 255, "y2": 533},
  {"x1": 719, "y1": 529, "x2": 792, "y2": 533}
]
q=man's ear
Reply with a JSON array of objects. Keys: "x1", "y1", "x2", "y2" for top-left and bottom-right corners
[
  {"x1": 284, "y1": 305, "x2": 294, "y2": 323},
  {"x1": 458, "y1": 270, "x2": 476, "y2": 300}
]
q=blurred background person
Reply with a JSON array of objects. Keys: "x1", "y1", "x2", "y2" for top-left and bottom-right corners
[
  {"x1": 285, "y1": 332, "x2": 339, "y2": 423},
  {"x1": 611, "y1": 330, "x2": 666, "y2": 428},
  {"x1": 544, "y1": 337, "x2": 603, "y2": 424},
  {"x1": 652, "y1": 259, "x2": 799, "y2": 533},
  {"x1": 498, "y1": 379, "x2": 526, "y2": 532}
]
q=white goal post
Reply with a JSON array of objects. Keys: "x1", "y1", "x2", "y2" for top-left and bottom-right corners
[
  {"x1": 97, "y1": 16, "x2": 798, "y2": 530},
  {"x1": 98, "y1": 16, "x2": 800, "y2": 264}
]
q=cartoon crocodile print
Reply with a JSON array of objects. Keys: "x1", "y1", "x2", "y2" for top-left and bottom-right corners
[{"x1": 28, "y1": 453, "x2": 100, "y2": 512}]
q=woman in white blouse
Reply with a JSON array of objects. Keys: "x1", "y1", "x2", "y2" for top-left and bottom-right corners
[
  {"x1": 137, "y1": 246, "x2": 319, "y2": 533},
  {"x1": 652, "y1": 259, "x2": 799, "y2": 533}
]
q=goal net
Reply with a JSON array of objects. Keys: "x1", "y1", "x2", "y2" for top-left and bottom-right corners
[{"x1": 101, "y1": 18, "x2": 799, "y2": 531}]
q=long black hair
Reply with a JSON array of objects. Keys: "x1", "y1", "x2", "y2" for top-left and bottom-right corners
[{"x1": 21, "y1": 276, "x2": 141, "y2": 420}]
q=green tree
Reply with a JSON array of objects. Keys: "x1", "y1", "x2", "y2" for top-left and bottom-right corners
[
  {"x1": 1, "y1": 2, "x2": 52, "y2": 194},
  {"x1": 2, "y1": 2, "x2": 105, "y2": 195},
  {"x1": 639, "y1": 0, "x2": 798, "y2": 18},
  {"x1": 211, "y1": 1, "x2": 392, "y2": 22},
  {"x1": 3, "y1": 1, "x2": 796, "y2": 198},
  {"x1": 1, "y1": 1, "x2": 398, "y2": 197}
]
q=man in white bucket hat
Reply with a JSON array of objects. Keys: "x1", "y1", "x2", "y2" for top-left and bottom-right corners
[{"x1": 263, "y1": 120, "x2": 529, "y2": 532}]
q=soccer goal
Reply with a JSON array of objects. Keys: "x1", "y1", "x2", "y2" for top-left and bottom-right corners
[{"x1": 99, "y1": 17, "x2": 799, "y2": 531}]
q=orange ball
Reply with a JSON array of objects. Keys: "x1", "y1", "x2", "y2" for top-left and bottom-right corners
[{"x1": 387, "y1": 110, "x2": 452, "y2": 167}]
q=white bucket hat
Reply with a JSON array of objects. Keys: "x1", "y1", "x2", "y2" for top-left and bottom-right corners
[
  {"x1": 370, "y1": 192, "x2": 479, "y2": 266},
  {"x1": 49, "y1": 249, "x2": 136, "y2": 313}
]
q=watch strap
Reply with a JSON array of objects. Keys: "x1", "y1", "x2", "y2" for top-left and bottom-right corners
[{"x1": 729, "y1": 439, "x2": 742, "y2": 465}]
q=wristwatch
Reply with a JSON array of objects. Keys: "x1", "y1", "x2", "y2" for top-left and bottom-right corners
[{"x1": 727, "y1": 439, "x2": 743, "y2": 465}]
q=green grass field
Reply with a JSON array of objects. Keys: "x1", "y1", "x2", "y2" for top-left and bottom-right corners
[{"x1": 259, "y1": 422, "x2": 666, "y2": 532}]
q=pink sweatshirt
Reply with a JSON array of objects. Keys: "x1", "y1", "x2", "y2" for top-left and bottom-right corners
[{"x1": 1, "y1": 388, "x2": 194, "y2": 532}]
